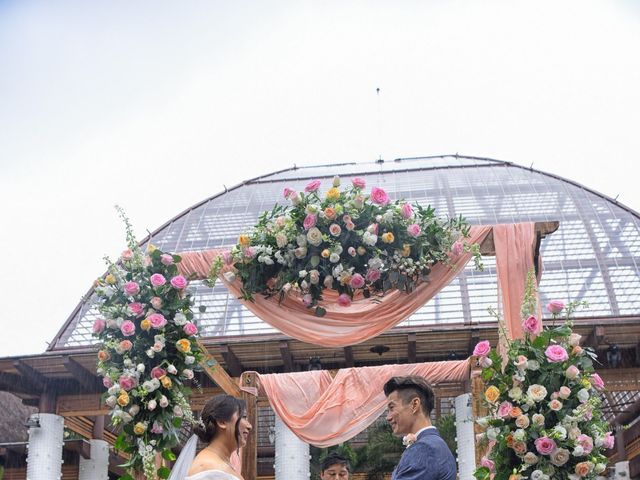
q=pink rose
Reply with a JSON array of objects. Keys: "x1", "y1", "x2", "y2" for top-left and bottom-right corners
[
  {"x1": 559, "y1": 386, "x2": 571, "y2": 399},
  {"x1": 160, "y1": 254, "x2": 174, "y2": 266},
  {"x1": 119, "y1": 340, "x2": 133, "y2": 352},
  {"x1": 170, "y1": 275, "x2": 187, "y2": 289},
  {"x1": 150, "y1": 273, "x2": 166, "y2": 287},
  {"x1": 303, "y1": 214, "x2": 317, "y2": 230},
  {"x1": 534, "y1": 436, "x2": 557, "y2": 455},
  {"x1": 183, "y1": 322, "x2": 198, "y2": 336},
  {"x1": 400, "y1": 203, "x2": 413, "y2": 219},
  {"x1": 566, "y1": 364, "x2": 580, "y2": 379},
  {"x1": 577, "y1": 434, "x2": 594, "y2": 454},
  {"x1": 370, "y1": 187, "x2": 390, "y2": 205},
  {"x1": 151, "y1": 366, "x2": 167, "y2": 379},
  {"x1": 345, "y1": 221, "x2": 355, "y2": 231},
  {"x1": 350, "y1": 273, "x2": 365, "y2": 289},
  {"x1": 329, "y1": 223, "x2": 342, "y2": 236},
  {"x1": 602, "y1": 432, "x2": 615, "y2": 449},
  {"x1": 121, "y1": 249, "x2": 133, "y2": 261},
  {"x1": 522, "y1": 315, "x2": 540, "y2": 334},
  {"x1": 473, "y1": 340, "x2": 491, "y2": 357},
  {"x1": 150, "y1": 297, "x2": 163, "y2": 310},
  {"x1": 337, "y1": 294, "x2": 352, "y2": 307},
  {"x1": 120, "y1": 320, "x2": 136, "y2": 336},
  {"x1": 352, "y1": 177, "x2": 366, "y2": 189},
  {"x1": 305, "y1": 180, "x2": 321, "y2": 192},
  {"x1": 148, "y1": 313, "x2": 167, "y2": 329},
  {"x1": 283, "y1": 187, "x2": 295, "y2": 198},
  {"x1": 480, "y1": 457, "x2": 495, "y2": 472},
  {"x1": 151, "y1": 422, "x2": 163, "y2": 434},
  {"x1": 221, "y1": 250, "x2": 234, "y2": 265},
  {"x1": 93, "y1": 319, "x2": 106, "y2": 334},
  {"x1": 124, "y1": 281, "x2": 140, "y2": 296},
  {"x1": 549, "y1": 399, "x2": 563, "y2": 411},
  {"x1": 545, "y1": 345, "x2": 569, "y2": 362},
  {"x1": 103, "y1": 377, "x2": 113, "y2": 388},
  {"x1": 366, "y1": 269, "x2": 381, "y2": 282},
  {"x1": 546, "y1": 300, "x2": 565, "y2": 314},
  {"x1": 302, "y1": 294, "x2": 313, "y2": 307},
  {"x1": 591, "y1": 373, "x2": 605, "y2": 390},
  {"x1": 119, "y1": 375, "x2": 137, "y2": 391},
  {"x1": 451, "y1": 241, "x2": 464, "y2": 256},
  {"x1": 497, "y1": 401, "x2": 513, "y2": 418},
  {"x1": 407, "y1": 224, "x2": 421, "y2": 237},
  {"x1": 129, "y1": 302, "x2": 145, "y2": 317}
]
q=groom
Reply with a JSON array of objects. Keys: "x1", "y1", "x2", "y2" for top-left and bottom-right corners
[{"x1": 384, "y1": 376, "x2": 457, "y2": 480}]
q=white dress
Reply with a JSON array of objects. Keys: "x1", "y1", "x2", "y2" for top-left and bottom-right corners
[{"x1": 185, "y1": 470, "x2": 240, "y2": 480}]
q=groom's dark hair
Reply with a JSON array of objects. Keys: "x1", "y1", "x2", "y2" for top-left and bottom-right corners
[
  {"x1": 321, "y1": 452, "x2": 350, "y2": 473},
  {"x1": 383, "y1": 376, "x2": 434, "y2": 417}
]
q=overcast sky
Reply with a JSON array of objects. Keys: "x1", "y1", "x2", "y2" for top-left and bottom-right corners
[{"x1": 1, "y1": 1, "x2": 639, "y2": 357}]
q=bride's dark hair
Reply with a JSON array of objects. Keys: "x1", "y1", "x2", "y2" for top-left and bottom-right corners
[{"x1": 193, "y1": 394, "x2": 247, "y2": 446}]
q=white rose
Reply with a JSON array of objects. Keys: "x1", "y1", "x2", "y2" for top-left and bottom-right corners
[
  {"x1": 121, "y1": 412, "x2": 133, "y2": 424},
  {"x1": 174, "y1": 313, "x2": 187, "y2": 325},
  {"x1": 573, "y1": 445, "x2": 585, "y2": 456},
  {"x1": 552, "y1": 425, "x2": 567, "y2": 440},
  {"x1": 577, "y1": 388, "x2": 590, "y2": 403},
  {"x1": 173, "y1": 405, "x2": 184, "y2": 417},
  {"x1": 309, "y1": 270, "x2": 320, "y2": 284},
  {"x1": 527, "y1": 360, "x2": 540, "y2": 370},
  {"x1": 531, "y1": 470, "x2": 544, "y2": 480},
  {"x1": 479, "y1": 356, "x2": 493, "y2": 368},
  {"x1": 524, "y1": 452, "x2": 538, "y2": 465},
  {"x1": 183, "y1": 369, "x2": 194, "y2": 379},
  {"x1": 108, "y1": 385, "x2": 121, "y2": 395},
  {"x1": 527, "y1": 384, "x2": 548, "y2": 402},
  {"x1": 129, "y1": 405, "x2": 140, "y2": 416},
  {"x1": 508, "y1": 387, "x2": 523, "y2": 401},
  {"x1": 329, "y1": 253, "x2": 340, "y2": 263},
  {"x1": 324, "y1": 275, "x2": 334, "y2": 289},
  {"x1": 532, "y1": 414, "x2": 545, "y2": 426},
  {"x1": 167, "y1": 364, "x2": 178, "y2": 375},
  {"x1": 550, "y1": 448, "x2": 570, "y2": 466},
  {"x1": 569, "y1": 333, "x2": 582, "y2": 346},
  {"x1": 306, "y1": 227, "x2": 323, "y2": 246},
  {"x1": 185, "y1": 355, "x2": 195, "y2": 365},
  {"x1": 300, "y1": 280, "x2": 308, "y2": 290},
  {"x1": 487, "y1": 427, "x2": 499, "y2": 441},
  {"x1": 513, "y1": 429, "x2": 526, "y2": 441},
  {"x1": 223, "y1": 271, "x2": 237, "y2": 283},
  {"x1": 296, "y1": 234, "x2": 307, "y2": 247},
  {"x1": 363, "y1": 231, "x2": 378, "y2": 246},
  {"x1": 105, "y1": 396, "x2": 117, "y2": 408},
  {"x1": 594, "y1": 463, "x2": 606, "y2": 474},
  {"x1": 476, "y1": 416, "x2": 490, "y2": 429},
  {"x1": 276, "y1": 233, "x2": 288, "y2": 248},
  {"x1": 136, "y1": 363, "x2": 145, "y2": 373},
  {"x1": 159, "y1": 396, "x2": 169, "y2": 408},
  {"x1": 147, "y1": 399, "x2": 157, "y2": 411}
]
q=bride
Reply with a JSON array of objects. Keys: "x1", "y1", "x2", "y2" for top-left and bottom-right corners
[{"x1": 170, "y1": 394, "x2": 252, "y2": 480}]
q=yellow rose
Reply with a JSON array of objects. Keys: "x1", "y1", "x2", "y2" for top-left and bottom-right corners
[
  {"x1": 400, "y1": 244, "x2": 411, "y2": 257},
  {"x1": 147, "y1": 244, "x2": 157, "y2": 253},
  {"x1": 581, "y1": 379, "x2": 592, "y2": 390},
  {"x1": 326, "y1": 187, "x2": 340, "y2": 201},
  {"x1": 239, "y1": 234, "x2": 250, "y2": 246},
  {"x1": 321, "y1": 249, "x2": 330, "y2": 258},
  {"x1": 176, "y1": 339, "x2": 191, "y2": 353},
  {"x1": 160, "y1": 375, "x2": 173, "y2": 389},
  {"x1": 485, "y1": 385, "x2": 500, "y2": 403},
  {"x1": 105, "y1": 274, "x2": 117, "y2": 285},
  {"x1": 381, "y1": 232, "x2": 395, "y2": 244},
  {"x1": 140, "y1": 319, "x2": 151, "y2": 331},
  {"x1": 117, "y1": 392, "x2": 130, "y2": 407},
  {"x1": 133, "y1": 422, "x2": 147, "y2": 435}
]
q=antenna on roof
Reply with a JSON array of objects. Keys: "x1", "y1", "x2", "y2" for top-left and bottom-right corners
[
  {"x1": 614, "y1": 194, "x2": 619, "y2": 202},
  {"x1": 529, "y1": 163, "x2": 534, "y2": 169},
  {"x1": 376, "y1": 87, "x2": 383, "y2": 163}
]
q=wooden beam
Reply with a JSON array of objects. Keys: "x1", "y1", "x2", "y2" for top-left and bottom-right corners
[
  {"x1": 583, "y1": 325, "x2": 605, "y2": 349},
  {"x1": 197, "y1": 340, "x2": 241, "y2": 397},
  {"x1": 220, "y1": 344, "x2": 243, "y2": 377},
  {"x1": 93, "y1": 415, "x2": 105, "y2": 440},
  {"x1": 279, "y1": 341, "x2": 295, "y2": 372},
  {"x1": 479, "y1": 220, "x2": 559, "y2": 256},
  {"x1": 0, "y1": 372, "x2": 37, "y2": 395},
  {"x1": 469, "y1": 332, "x2": 480, "y2": 358},
  {"x1": 65, "y1": 439, "x2": 92, "y2": 459},
  {"x1": 408, "y1": 333, "x2": 417, "y2": 363},
  {"x1": 13, "y1": 360, "x2": 48, "y2": 392},
  {"x1": 344, "y1": 346, "x2": 354, "y2": 367},
  {"x1": 63, "y1": 357, "x2": 102, "y2": 392},
  {"x1": 241, "y1": 372, "x2": 258, "y2": 480}
]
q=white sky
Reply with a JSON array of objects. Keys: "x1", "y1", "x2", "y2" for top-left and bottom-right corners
[{"x1": 1, "y1": 1, "x2": 639, "y2": 357}]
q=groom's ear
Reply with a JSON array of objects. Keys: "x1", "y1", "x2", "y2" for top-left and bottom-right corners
[{"x1": 411, "y1": 397, "x2": 421, "y2": 414}]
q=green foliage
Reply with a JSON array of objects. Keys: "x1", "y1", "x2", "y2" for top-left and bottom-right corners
[{"x1": 434, "y1": 412, "x2": 457, "y2": 456}]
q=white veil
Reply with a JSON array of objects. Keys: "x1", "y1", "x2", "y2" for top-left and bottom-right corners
[{"x1": 168, "y1": 434, "x2": 199, "y2": 480}]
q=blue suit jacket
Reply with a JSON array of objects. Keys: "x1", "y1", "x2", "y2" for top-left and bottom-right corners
[{"x1": 391, "y1": 428, "x2": 457, "y2": 480}]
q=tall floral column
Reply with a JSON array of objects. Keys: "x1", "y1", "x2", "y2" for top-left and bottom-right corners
[
  {"x1": 25, "y1": 413, "x2": 64, "y2": 480},
  {"x1": 455, "y1": 393, "x2": 476, "y2": 480},
  {"x1": 274, "y1": 415, "x2": 309, "y2": 480},
  {"x1": 79, "y1": 439, "x2": 109, "y2": 480}
]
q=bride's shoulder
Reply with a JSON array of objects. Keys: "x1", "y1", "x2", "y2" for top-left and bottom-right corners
[{"x1": 185, "y1": 470, "x2": 240, "y2": 480}]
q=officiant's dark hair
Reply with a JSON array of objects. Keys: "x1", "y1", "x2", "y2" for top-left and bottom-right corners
[
  {"x1": 321, "y1": 452, "x2": 350, "y2": 473},
  {"x1": 194, "y1": 394, "x2": 247, "y2": 446},
  {"x1": 384, "y1": 376, "x2": 434, "y2": 417}
]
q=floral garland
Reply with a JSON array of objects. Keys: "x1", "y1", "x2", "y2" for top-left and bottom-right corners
[
  {"x1": 213, "y1": 176, "x2": 481, "y2": 316},
  {"x1": 93, "y1": 208, "x2": 203, "y2": 480},
  {"x1": 473, "y1": 278, "x2": 614, "y2": 480}
]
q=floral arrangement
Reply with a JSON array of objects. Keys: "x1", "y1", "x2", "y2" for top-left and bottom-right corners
[
  {"x1": 473, "y1": 279, "x2": 614, "y2": 480},
  {"x1": 93, "y1": 208, "x2": 203, "y2": 480},
  {"x1": 212, "y1": 176, "x2": 481, "y2": 316}
]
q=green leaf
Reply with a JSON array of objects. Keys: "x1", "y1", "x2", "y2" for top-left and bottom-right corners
[
  {"x1": 473, "y1": 466, "x2": 491, "y2": 480},
  {"x1": 162, "y1": 449, "x2": 177, "y2": 461},
  {"x1": 118, "y1": 475, "x2": 135, "y2": 480},
  {"x1": 157, "y1": 466, "x2": 172, "y2": 479},
  {"x1": 114, "y1": 433, "x2": 129, "y2": 452},
  {"x1": 172, "y1": 417, "x2": 183, "y2": 428}
]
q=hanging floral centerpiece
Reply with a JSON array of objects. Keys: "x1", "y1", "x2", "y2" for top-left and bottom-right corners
[
  {"x1": 473, "y1": 284, "x2": 614, "y2": 480},
  {"x1": 93, "y1": 208, "x2": 203, "y2": 480},
  {"x1": 213, "y1": 176, "x2": 481, "y2": 316}
]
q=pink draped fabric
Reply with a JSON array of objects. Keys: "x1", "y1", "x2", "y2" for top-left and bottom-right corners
[
  {"x1": 256, "y1": 360, "x2": 470, "y2": 447},
  {"x1": 178, "y1": 226, "x2": 492, "y2": 347},
  {"x1": 493, "y1": 223, "x2": 542, "y2": 340}
]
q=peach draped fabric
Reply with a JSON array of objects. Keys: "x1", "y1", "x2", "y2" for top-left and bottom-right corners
[
  {"x1": 255, "y1": 360, "x2": 470, "y2": 447},
  {"x1": 178, "y1": 226, "x2": 492, "y2": 347},
  {"x1": 493, "y1": 223, "x2": 542, "y2": 340}
]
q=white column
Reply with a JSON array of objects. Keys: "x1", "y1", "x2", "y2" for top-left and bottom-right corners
[
  {"x1": 274, "y1": 414, "x2": 310, "y2": 480},
  {"x1": 26, "y1": 413, "x2": 65, "y2": 480},
  {"x1": 455, "y1": 393, "x2": 476, "y2": 480},
  {"x1": 79, "y1": 439, "x2": 110, "y2": 480}
]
